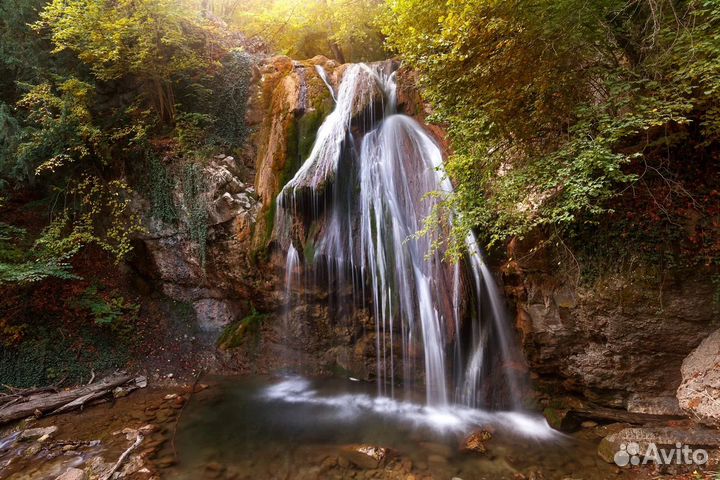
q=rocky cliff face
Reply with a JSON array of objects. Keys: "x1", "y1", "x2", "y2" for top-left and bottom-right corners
[
  {"x1": 131, "y1": 55, "x2": 719, "y2": 414},
  {"x1": 131, "y1": 56, "x2": 410, "y2": 377},
  {"x1": 502, "y1": 234, "x2": 718, "y2": 412}
]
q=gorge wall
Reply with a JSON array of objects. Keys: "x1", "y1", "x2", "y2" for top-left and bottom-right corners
[{"x1": 131, "y1": 55, "x2": 719, "y2": 414}]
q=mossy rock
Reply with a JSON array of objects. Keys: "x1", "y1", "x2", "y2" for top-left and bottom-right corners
[{"x1": 217, "y1": 309, "x2": 267, "y2": 350}]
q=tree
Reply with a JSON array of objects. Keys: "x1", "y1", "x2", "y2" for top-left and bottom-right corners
[
  {"x1": 382, "y1": 0, "x2": 720, "y2": 253},
  {"x1": 232, "y1": 0, "x2": 386, "y2": 62},
  {"x1": 35, "y1": 0, "x2": 224, "y2": 122}
]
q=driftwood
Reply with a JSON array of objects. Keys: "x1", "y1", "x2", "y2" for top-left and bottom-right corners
[
  {"x1": 0, "y1": 374, "x2": 140, "y2": 426},
  {"x1": 171, "y1": 369, "x2": 203, "y2": 461},
  {"x1": 101, "y1": 432, "x2": 144, "y2": 480}
]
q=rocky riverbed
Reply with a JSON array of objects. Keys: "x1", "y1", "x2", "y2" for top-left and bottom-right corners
[{"x1": 1, "y1": 375, "x2": 720, "y2": 480}]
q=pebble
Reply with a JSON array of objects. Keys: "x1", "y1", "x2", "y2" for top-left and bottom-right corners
[
  {"x1": 205, "y1": 462, "x2": 224, "y2": 472},
  {"x1": 155, "y1": 456, "x2": 176, "y2": 468}
]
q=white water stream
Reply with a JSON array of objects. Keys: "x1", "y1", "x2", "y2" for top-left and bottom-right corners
[{"x1": 276, "y1": 62, "x2": 526, "y2": 414}]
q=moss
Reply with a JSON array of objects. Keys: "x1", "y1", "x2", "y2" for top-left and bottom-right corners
[
  {"x1": 217, "y1": 306, "x2": 268, "y2": 350},
  {"x1": 303, "y1": 220, "x2": 321, "y2": 263},
  {"x1": 543, "y1": 407, "x2": 566, "y2": 430}
]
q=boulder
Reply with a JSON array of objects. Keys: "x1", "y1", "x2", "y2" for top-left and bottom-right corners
[
  {"x1": 20, "y1": 426, "x2": 58, "y2": 441},
  {"x1": 339, "y1": 444, "x2": 389, "y2": 470},
  {"x1": 677, "y1": 328, "x2": 720, "y2": 427},
  {"x1": 204, "y1": 159, "x2": 259, "y2": 226},
  {"x1": 460, "y1": 430, "x2": 492, "y2": 454},
  {"x1": 54, "y1": 467, "x2": 86, "y2": 480}
]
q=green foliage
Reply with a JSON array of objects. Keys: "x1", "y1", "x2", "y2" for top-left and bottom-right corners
[
  {"x1": 383, "y1": 0, "x2": 720, "y2": 252},
  {"x1": 0, "y1": 222, "x2": 79, "y2": 285},
  {"x1": 0, "y1": 102, "x2": 21, "y2": 177},
  {"x1": 147, "y1": 155, "x2": 179, "y2": 224},
  {"x1": 15, "y1": 79, "x2": 106, "y2": 179},
  {"x1": 233, "y1": 0, "x2": 386, "y2": 62},
  {"x1": 0, "y1": 324, "x2": 130, "y2": 387},
  {"x1": 207, "y1": 49, "x2": 254, "y2": 148},
  {"x1": 76, "y1": 284, "x2": 140, "y2": 327},
  {"x1": 175, "y1": 111, "x2": 215, "y2": 153},
  {"x1": 181, "y1": 162, "x2": 209, "y2": 268},
  {"x1": 45, "y1": 176, "x2": 147, "y2": 262},
  {"x1": 35, "y1": 0, "x2": 225, "y2": 121}
]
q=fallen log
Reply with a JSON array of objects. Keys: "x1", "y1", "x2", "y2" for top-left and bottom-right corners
[
  {"x1": 560, "y1": 405, "x2": 686, "y2": 430},
  {"x1": 0, "y1": 374, "x2": 143, "y2": 426}
]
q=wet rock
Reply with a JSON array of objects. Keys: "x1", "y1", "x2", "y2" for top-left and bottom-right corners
[
  {"x1": 627, "y1": 394, "x2": 683, "y2": 416},
  {"x1": 204, "y1": 461, "x2": 225, "y2": 478},
  {"x1": 505, "y1": 234, "x2": 717, "y2": 407},
  {"x1": 54, "y1": 467, "x2": 86, "y2": 480},
  {"x1": 113, "y1": 386, "x2": 128, "y2": 398},
  {"x1": 138, "y1": 424, "x2": 158, "y2": 435},
  {"x1": 20, "y1": 426, "x2": 58, "y2": 441},
  {"x1": 23, "y1": 443, "x2": 42, "y2": 456},
  {"x1": 339, "y1": 444, "x2": 389, "y2": 470},
  {"x1": 320, "y1": 455, "x2": 339, "y2": 472},
  {"x1": 543, "y1": 407, "x2": 571, "y2": 430},
  {"x1": 580, "y1": 421, "x2": 598, "y2": 428},
  {"x1": 155, "y1": 455, "x2": 176, "y2": 468},
  {"x1": 677, "y1": 328, "x2": 720, "y2": 427},
  {"x1": 193, "y1": 299, "x2": 238, "y2": 332},
  {"x1": 460, "y1": 429, "x2": 492, "y2": 454}
]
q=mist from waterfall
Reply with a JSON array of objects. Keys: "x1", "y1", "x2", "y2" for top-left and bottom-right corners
[{"x1": 275, "y1": 62, "x2": 524, "y2": 411}]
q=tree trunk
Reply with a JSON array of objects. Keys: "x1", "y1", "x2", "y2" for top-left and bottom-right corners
[
  {"x1": 329, "y1": 41, "x2": 346, "y2": 64},
  {"x1": 0, "y1": 374, "x2": 138, "y2": 425}
]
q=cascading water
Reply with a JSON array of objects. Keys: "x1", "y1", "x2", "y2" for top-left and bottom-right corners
[{"x1": 275, "y1": 62, "x2": 524, "y2": 411}]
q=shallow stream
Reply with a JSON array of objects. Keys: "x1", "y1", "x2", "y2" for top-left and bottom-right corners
[{"x1": 167, "y1": 375, "x2": 624, "y2": 480}]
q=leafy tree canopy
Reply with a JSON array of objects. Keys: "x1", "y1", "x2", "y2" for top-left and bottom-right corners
[
  {"x1": 383, "y1": 0, "x2": 720, "y2": 254},
  {"x1": 231, "y1": 0, "x2": 386, "y2": 62}
]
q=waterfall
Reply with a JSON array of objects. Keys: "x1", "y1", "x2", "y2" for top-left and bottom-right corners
[
  {"x1": 315, "y1": 65, "x2": 337, "y2": 103},
  {"x1": 276, "y1": 62, "x2": 524, "y2": 410}
]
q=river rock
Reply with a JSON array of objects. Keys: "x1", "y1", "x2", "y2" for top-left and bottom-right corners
[
  {"x1": 460, "y1": 429, "x2": 492, "y2": 454},
  {"x1": 677, "y1": 328, "x2": 720, "y2": 427},
  {"x1": 339, "y1": 444, "x2": 389, "y2": 469},
  {"x1": 20, "y1": 426, "x2": 58, "y2": 441},
  {"x1": 55, "y1": 467, "x2": 86, "y2": 480}
]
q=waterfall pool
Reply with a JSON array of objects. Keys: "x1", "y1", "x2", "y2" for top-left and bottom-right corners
[{"x1": 164, "y1": 375, "x2": 626, "y2": 480}]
